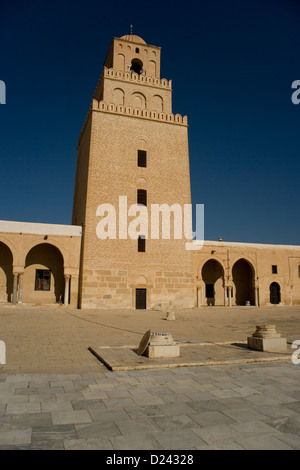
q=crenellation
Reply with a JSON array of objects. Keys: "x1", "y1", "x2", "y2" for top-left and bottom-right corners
[
  {"x1": 103, "y1": 66, "x2": 172, "y2": 89},
  {"x1": 92, "y1": 99, "x2": 187, "y2": 125}
]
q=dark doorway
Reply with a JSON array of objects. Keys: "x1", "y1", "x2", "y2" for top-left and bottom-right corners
[
  {"x1": 201, "y1": 259, "x2": 224, "y2": 306},
  {"x1": 0, "y1": 242, "x2": 13, "y2": 302},
  {"x1": 232, "y1": 259, "x2": 255, "y2": 305},
  {"x1": 270, "y1": 282, "x2": 281, "y2": 304},
  {"x1": 205, "y1": 283, "x2": 214, "y2": 299},
  {"x1": 136, "y1": 288, "x2": 146, "y2": 309}
]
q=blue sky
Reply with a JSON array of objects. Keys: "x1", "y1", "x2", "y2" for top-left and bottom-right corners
[{"x1": 0, "y1": 0, "x2": 299, "y2": 245}]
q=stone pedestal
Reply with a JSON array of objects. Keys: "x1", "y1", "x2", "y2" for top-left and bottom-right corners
[
  {"x1": 138, "y1": 331, "x2": 180, "y2": 358},
  {"x1": 166, "y1": 311, "x2": 175, "y2": 321},
  {"x1": 144, "y1": 343, "x2": 180, "y2": 358},
  {"x1": 248, "y1": 324, "x2": 287, "y2": 352}
]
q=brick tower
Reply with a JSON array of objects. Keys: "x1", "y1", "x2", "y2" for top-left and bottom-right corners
[{"x1": 72, "y1": 32, "x2": 194, "y2": 309}]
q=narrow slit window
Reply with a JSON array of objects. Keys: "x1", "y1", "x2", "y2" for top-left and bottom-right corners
[
  {"x1": 137, "y1": 189, "x2": 147, "y2": 206},
  {"x1": 272, "y1": 265, "x2": 278, "y2": 274},
  {"x1": 138, "y1": 235, "x2": 146, "y2": 252},
  {"x1": 137, "y1": 150, "x2": 147, "y2": 167}
]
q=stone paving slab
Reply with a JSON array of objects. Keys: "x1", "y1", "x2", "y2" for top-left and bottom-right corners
[
  {"x1": 0, "y1": 305, "x2": 300, "y2": 450},
  {"x1": 0, "y1": 361, "x2": 299, "y2": 449},
  {"x1": 89, "y1": 342, "x2": 292, "y2": 371}
]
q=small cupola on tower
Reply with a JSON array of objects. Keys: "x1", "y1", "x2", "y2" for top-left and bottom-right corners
[
  {"x1": 102, "y1": 28, "x2": 161, "y2": 79},
  {"x1": 93, "y1": 29, "x2": 171, "y2": 113}
]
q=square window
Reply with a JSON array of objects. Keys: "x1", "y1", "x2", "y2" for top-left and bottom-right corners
[
  {"x1": 272, "y1": 265, "x2": 278, "y2": 274},
  {"x1": 35, "y1": 269, "x2": 51, "y2": 291},
  {"x1": 138, "y1": 150, "x2": 147, "y2": 168}
]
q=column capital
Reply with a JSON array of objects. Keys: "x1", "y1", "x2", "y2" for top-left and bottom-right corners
[{"x1": 12, "y1": 267, "x2": 24, "y2": 274}]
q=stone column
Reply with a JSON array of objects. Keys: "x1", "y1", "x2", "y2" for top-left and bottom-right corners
[
  {"x1": 197, "y1": 280, "x2": 204, "y2": 307},
  {"x1": 12, "y1": 273, "x2": 18, "y2": 305},
  {"x1": 254, "y1": 280, "x2": 259, "y2": 307},
  {"x1": 228, "y1": 287, "x2": 232, "y2": 307},
  {"x1": 197, "y1": 286, "x2": 201, "y2": 307},
  {"x1": 255, "y1": 288, "x2": 258, "y2": 307},
  {"x1": 224, "y1": 283, "x2": 227, "y2": 307},
  {"x1": 18, "y1": 273, "x2": 24, "y2": 304},
  {"x1": 64, "y1": 275, "x2": 70, "y2": 307}
]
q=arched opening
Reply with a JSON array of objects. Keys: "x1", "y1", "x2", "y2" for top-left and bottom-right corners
[
  {"x1": 232, "y1": 259, "x2": 255, "y2": 305},
  {"x1": 132, "y1": 92, "x2": 146, "y2": 110},
  {"x1": 270, "y1": 282, "x2": 281, "y2": 304},
  {"x1": 201, "y1": 259, "x2": 224, "y2": 306},
  {"x1": 0, "y1": 242, "x2": 13, "y2": 302},
  {"x1": 130, "y1": 58, "x2": 143, "y2": 75},
  {"x1": 113, "y1": 88, "x2": 125, "y2": 106},
  {"x1": 117, "y1": 53, "x2": 125, "y2": 73},
  {"x1": 24, "y1": 243, "x2": 64, "y2": 303},
  {"x1": 149, "y1": 60, "x2": 156, "y2": 77},
  {"x1": 153, "y1": 95, "x2": 163, "y2": 113}
]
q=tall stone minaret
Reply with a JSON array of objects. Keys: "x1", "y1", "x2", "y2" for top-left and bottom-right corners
[{"x1": 72, "y1": 31, "x2": 194, "y2": 309}]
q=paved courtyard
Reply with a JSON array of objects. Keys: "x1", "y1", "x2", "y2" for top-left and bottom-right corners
[{"x1": 0, "y1": 304, "x2": 300, "y2": 449}]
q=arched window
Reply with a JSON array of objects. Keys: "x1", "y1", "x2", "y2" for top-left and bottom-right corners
[
  {"x1": 112, "y1": 88, "x2": 125, "y2": 106},
  {"x1": 149, "y1": 60, "x2": 156, "y2": 77},
  {"x1": 117, "y1": 54, "x2": 125, "y2": 73},
  {"x1": 153, "y1": 95, "x2": 163, "y2": 113},
  {"x1": 132, "y1": 92, "x2": 146, "y2": 110}
]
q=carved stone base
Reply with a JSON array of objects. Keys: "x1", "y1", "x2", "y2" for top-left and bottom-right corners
[
  {"x1": 247, "y1": 336, "x2": 287, "y2": 352},
  {"x1": 144, "y1": 344, "x2": 180, "y2": 358}
]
